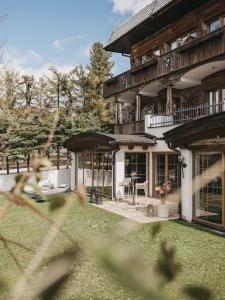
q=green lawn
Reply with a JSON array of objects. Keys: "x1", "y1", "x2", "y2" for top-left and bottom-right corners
[{"x1": 0, "y1": 196, "x2": 225, "y2": 299}]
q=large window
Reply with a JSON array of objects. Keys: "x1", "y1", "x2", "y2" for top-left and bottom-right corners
[
  {"x1": 125, "y1": 153, "x2": 147, "y2": 184},
  {"x1": 194, "y1": 152, "x2": 223, "y2": 225},
  {"x1": 77, "y1": 152, "x2": 112, "y2": 197},
  {"x1": 154, "y1": 153, "x2": 181, "y2": 194}
]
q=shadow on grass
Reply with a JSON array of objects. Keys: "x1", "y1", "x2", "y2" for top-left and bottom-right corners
[{"x1": 170, "y1": 219, "x2": 225, "y2": 238}]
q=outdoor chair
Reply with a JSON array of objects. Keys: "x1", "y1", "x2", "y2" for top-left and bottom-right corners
[
  {"x1": 136, "y1": 180, "x2": 148, "y2": 197},
  {"x1": 119, "y1": 178, "x2": 132, "y2": 200}
]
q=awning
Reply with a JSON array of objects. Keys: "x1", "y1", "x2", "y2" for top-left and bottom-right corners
[
  {"x1": 164, "y1": 112, "x2": 225, "y2": 149},
  {"x1": 64, "y1": 132, "x2": 156, "y2": 152}
]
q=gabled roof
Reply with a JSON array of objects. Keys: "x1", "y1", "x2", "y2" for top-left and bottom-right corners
[{"x1": 107, "y1": 0, "x2": 172, "y2": 47}]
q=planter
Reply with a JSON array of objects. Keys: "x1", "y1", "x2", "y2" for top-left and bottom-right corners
[{"x1": 158, "y1": 204, "x2": 169, "y2": 218}]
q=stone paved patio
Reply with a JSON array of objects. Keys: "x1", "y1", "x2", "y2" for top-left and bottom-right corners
[{"x1": 93, "y1": 200, "x2": 180, "y2": 224}]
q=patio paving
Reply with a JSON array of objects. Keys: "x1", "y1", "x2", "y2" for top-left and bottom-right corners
[{"x1": 93, "y1": 200, "x2": 180, "y2": 224}]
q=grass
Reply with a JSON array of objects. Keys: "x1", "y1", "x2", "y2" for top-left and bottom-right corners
[{"x1": 0, "y1": 195, "x2": 225, "y2": 299}]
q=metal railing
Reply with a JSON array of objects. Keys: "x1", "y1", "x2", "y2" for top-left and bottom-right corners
[{"x1": 147, "y1": 102, "x2": 225, "y2": 128}]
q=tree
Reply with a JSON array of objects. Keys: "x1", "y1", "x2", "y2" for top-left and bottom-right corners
[
  {"x1": 4, "y1": 109, "x2": 51, "y2": 157},
  {"x1": 0, "y1": 68, "x2": 23, "y2": 109}
]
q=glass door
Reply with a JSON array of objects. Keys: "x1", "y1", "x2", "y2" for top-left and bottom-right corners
[
  {"x1": 194, "y1": 152, "x2": 223, "y2": 225},
  {"x1": 125, "y1": 153, "x2": 148, "y2": 195}
]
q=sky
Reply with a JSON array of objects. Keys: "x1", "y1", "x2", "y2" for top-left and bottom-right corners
[{"x1": 0, "y1": 0, "x2": 152, "y2": 78}]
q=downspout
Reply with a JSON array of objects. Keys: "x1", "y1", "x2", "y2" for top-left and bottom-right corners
[
  {"x1": 167, "y1": 142, "x2": 187, "y2": 221},
  {"x1": 112, "y1": 147, "x2": 120, "y2": 200},
  {"x1": 167, "y1": 141, "x2": 187, "y2": 178}
]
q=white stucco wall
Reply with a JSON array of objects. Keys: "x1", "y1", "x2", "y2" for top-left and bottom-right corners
[
  {"x1": 181, "y1": 150, "x2": 193, "y2": 222},
  {"x1": 0, "y1": 168, "x2": 71, "y2": 192},
  {"x1": 115, "y1": 149, "x2": 125, "y2": 200}
]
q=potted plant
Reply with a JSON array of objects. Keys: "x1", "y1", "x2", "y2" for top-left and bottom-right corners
[{"x1": 155, "y1": 180, "x2": 172, "y2": 218}]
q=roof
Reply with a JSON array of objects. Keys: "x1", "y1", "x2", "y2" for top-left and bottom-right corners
[
  {"x1": 107, "y1": 0, "x2": 172, "y2": 47},
  {"x1": 105, "y1": 0, "x2": 208, "y2": 53},
  {"x1": 164, "y1": 112, "x2": 225, "y2": 149},
  {"x1": 64, "y1": 132, "x2": 156, "y2": 152}
]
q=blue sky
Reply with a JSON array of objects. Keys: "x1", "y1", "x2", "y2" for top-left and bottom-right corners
[{"x1": 0, "y1": 0, "x2": 151, "y2": 77}]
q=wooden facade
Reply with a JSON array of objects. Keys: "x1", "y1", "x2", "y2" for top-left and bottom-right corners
[{"x1": 104, "y1": 0, "x2": 225, "y2": 99}]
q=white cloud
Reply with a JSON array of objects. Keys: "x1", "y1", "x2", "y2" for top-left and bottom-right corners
[
  {"x1": 110, "y1": 0, "x2": 152, "y2": 15},
  {"x1": 0, "y1": 47, "x2": 75, "y2": 78},
  {"x1": 53, "y1": 39, "x2": 63, "y2": 51},
  {"x1": 80, "y1": 45, "x2": 91, "y2": 57},
  {"x1": 53, "y1": 34, "x2": 86, "y2": 51}
]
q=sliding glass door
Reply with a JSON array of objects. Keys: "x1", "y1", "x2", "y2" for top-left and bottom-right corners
[
  {"x1": 125, "y1": 153, "x2": 148, "y2": 195},
  {"x1": 194, "y1": 152, "x2": 223, "y2": 225},
  {"x1": 154, "y1": 153, "x2": 181, "y2": 194}
]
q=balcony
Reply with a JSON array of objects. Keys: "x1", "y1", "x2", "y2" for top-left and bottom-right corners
[
  {"x1": 114, "y1": 120, "x2": 145, "y2": 135},
  {"x1": 146, "y1": 102, "x2": 225, "y2": 128},
  {"x1": 104, "y1": 27, "x2": 225, "y2": 99}
]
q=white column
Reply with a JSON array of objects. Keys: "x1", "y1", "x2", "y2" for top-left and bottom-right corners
[
  {"x1": 181, "y1": 150, "x2": 193, "y2": 222},
  {"x1": 115, "y1": 149, "x2": 125, "y2": 200},
  {"x1": 149, "y1": 152, "x2": 153, "y2": 197},
  {"x1": 71, "y1": 152, "x2": 76, "y2": 191}
]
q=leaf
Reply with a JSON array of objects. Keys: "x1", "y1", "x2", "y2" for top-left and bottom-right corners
[
  {"x1": 150, "y1": 223, "x2": 162, "y2": 239},
  {"x1": 29, "y1": 247, "x2": 80, "y2": 300},
  {"x1": 184, "y1": 287, "x2": 212, "y2": 300},
  {"x1": 156, "y1": 241, "x2": 181, "y2": 283},
  {"x1": 48, "y1": 194, "x2": 66, "y2": 211}
]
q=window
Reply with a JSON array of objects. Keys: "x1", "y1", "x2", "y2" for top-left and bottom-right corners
[
  {"x1": 76, "y1": 152, "x2": 112, "y2": 197},
  {"x1": 170, "y1": 40, "x2": 178, "y2": 51},
  {"x1": 153, "y1": 48, "x2": 160, "y2": 57},
  {"x1": 136, "y1": 48, "x2": 161, "y2": 65},
  {"x1": 125, "y1": 153, "x2": 147, "y2": 185},
  {"x1": 168, "y1": 31, "x2": 197, "y2": 51},
  {"x1": 194, "y1": 152, "x2": 223, "y2": 225},
  {"x1": 154, "y1": 153, "x2": 181, "y2": 194},
  {"x1": 209, "y1": 18, "x2": 222, "y2": 32}
]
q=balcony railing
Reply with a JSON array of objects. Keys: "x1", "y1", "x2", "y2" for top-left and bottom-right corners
[
  {"x1": 147, "y1": 102, "x2": 225, "y2": 128},
  {"x1": 104, "y1": 27, "x2": 225, "y2": 99}
]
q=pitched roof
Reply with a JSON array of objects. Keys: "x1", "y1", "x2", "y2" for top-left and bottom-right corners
[{"x1": 107, "y1": 0, "x2": 173, "y2": 48}]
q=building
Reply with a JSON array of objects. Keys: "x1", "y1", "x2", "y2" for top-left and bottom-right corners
[{"x1": 65, "y1": 0, "x2": 225, "y2": 230}]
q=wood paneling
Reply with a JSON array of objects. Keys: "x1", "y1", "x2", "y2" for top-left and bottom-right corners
[
  {"x1": 113, "y1": 121, "x2": 145, "y2": 135},
  {"x1": 131, "y1": 0, "x2": 225, "y2": 65},
  {"x1": 104, "y1": 29, "x2": 225, "y2": 98},
  {"x1": 104, "y1": 0, "x2": 225, "y2": 99}
]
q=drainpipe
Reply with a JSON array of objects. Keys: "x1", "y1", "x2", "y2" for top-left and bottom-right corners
[
  {"x1": 167, "y1": 142, "x2": 187, "y2": 178},
  {"x1": 167, "y1": 142, "x2": 186, "y2": 220},
  {"x1": 112, "y1": 146, "x2": 120, "y2": 200}
]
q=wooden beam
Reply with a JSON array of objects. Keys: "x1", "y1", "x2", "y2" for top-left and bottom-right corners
[
  {"x1": 167, "y1": 84, "x2": 173, "y2": 113},
  {"x1": 135, "y1": 94, "x2": 141, "y2": 121}
]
